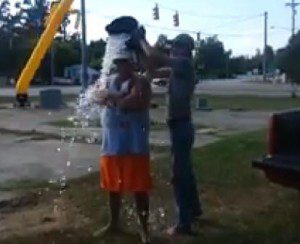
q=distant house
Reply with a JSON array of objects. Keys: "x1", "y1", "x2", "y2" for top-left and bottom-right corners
[{"x1": 64, "y1": 65, "x2": 100, "y2": 85}]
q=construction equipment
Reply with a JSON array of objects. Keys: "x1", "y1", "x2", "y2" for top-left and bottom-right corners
[{"x1": 15, "y1": 0, "x2": 75, "y2": 107}]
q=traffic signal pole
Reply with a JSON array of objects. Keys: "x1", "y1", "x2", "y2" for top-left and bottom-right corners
[
  {"x1": 81, "y1": 0, "x2": 88, "y2": 90},
  {"x1": 263, "y1": 11, "x2": 268, "y2": 82}
]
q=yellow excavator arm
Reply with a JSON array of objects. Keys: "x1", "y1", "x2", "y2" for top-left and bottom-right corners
[{"x1": 15, "y1": 0, "x2": 75, "y2": 104}]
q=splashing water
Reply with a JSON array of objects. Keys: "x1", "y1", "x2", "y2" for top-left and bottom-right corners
[
  {"x1": 158, "y1": 207, "x2": 166, "y2": 218},
  {"x1": 76, "y1": 34, "x2": 131, "y2": 124},
  {"x1": 48, "y1": 179, "x2": 57, "y2": 184},
  {"x1": 59, "y1": 174, "x2": 67, "y2": 191}
]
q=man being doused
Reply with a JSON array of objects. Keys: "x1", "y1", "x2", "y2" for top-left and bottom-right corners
[{"x1": 95, "y1": 49, "x2": 152, "y2": 243}]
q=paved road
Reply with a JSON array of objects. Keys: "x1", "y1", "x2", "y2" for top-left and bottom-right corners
[
  {"x1": 195, "y1": 79, "x2": 299, "y2": 97},
  {"x1": 0, "y1": 133, "x2": 100, "y2": 184},
  {"x1": 1, "y1": 79, "x2": 299, "y2": 97}
]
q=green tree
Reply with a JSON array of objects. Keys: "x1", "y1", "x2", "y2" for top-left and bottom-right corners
[
  {"x1": 88, "y1": 39, "x2": 106, "y2": 70},
  {"x1": 230, "y1": 56, "x2": 248, "y2": 75},
  {"x1": 21, "y1": 0, "x2": 50, "y2": 36},
  {"x1": 194, "y1": 36, "x2": 230, "y2": 78},
  {"x1": 53, "y1": 37, "x2": 81, "y2": 76},
  {"x1": 276, "y1": 31, "x2": 300, "y2": 84}
]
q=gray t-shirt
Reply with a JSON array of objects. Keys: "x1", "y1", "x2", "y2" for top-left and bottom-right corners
[{"x1": 167, "y1": 57, "x2": 195, "y2": 120}]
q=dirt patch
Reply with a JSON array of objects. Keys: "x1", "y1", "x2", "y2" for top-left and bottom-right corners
[
  {"x1": 0, "y1": 128, "x2": 61, "y2": 140},
  {"x1": 0, "y1": 191, "x2": 90, "y2": 242},
  {"x1": 0, "y1": 192, "x2": 39, "y2": 213}
]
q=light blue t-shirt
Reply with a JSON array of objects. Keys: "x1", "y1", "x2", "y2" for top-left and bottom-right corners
[{"x1": 101, "y1": 79, "x2": 150, "y2": 156}]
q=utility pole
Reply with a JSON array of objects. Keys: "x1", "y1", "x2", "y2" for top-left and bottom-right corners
[
  {"x1": 153, "y1": 3, "x2": 159, "y2": 20},
  {"x1": 286, "y1": 1, "x2": 299, "y2": 97},
  {"x1": 81, "y1": 0, "x2": 88, "y2": 90},
  {"x1": 195, "y1": 32, "x2": 201, "y2": 48},
  {"x1": 263, "y1": 11, "x2": 268, "y2": 82},
  {"x1": 286, "y1": 0, "x2": 300, "y2": 36}
]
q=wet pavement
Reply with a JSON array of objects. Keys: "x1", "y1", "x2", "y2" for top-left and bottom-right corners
[
  {"x1": 0, "y1": 106, "x2": 269, "y2": 184},
  {"x1": 0, "y1": 133, "x2": 100, "y2": 184}
]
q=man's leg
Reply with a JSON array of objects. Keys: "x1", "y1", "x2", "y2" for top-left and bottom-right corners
[
  {"x1": 135, "y1": 192, "x2": 150, "y2": 244},
  {"x1": 189, "y1": 175, "x2": 203, "y2": 219},
  {"x1": 169, "y1": 121, "x2": 202, "y2": 234},
  {"x1": 94, "y1": 192, "x2": 122, "y2": 237},
  {"x1": 185, "y1": 123, "x2": 202, "y2": 219},
  {"x1": 109, "y1": 192, "x2": 122, "y2": 229}
]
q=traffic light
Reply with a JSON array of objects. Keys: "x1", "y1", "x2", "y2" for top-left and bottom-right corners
[
  {"x1": 197, "y1": 32, "x2": 201, "y2": 41},
  {"x1": 153, "y1": 3, "x2": 159, "y2": 20},
  {"x1": 173, "y1": 11, "x2": 179, "y2": 27}
]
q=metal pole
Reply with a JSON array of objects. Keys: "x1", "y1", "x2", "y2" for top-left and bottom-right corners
[
  {"x1": 286, "y1": 0, "x2": 299, "y2": 36},
  {"x1": 50, "y1": 43, "x2": 55, "y2": 85},
  {"x1": 263, "y1": 11, "x2": 268, "y2": 82},
  {"x1": 286, "y1": 0, "x2": 299, "y2": 97},
  {"x1": 81, "y1": 0, "x2": 88, "y2": 90},
  {"x1": 292, "y1": 0, "x2": 296, "y2": 35}
]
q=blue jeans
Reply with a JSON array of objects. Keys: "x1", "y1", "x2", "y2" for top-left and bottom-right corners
[{"x1": 168, "y1": 119, "x2": 202, "y2": 231}]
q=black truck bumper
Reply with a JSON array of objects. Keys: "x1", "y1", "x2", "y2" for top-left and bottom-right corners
[{"x1": 252, "y1": 155, "x2": 300, "y2": 190}]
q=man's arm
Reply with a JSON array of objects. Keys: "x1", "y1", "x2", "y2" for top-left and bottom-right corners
[
  {"x1": 139, "y1": 39, "x2": 170, "y2": 69},
  {"x1": 117, "y1": 78, "x2": 152, "y2": 110}
]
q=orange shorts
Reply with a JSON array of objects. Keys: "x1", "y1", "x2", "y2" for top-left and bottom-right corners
[{"x1": 100, "y1": 155, "x2": 152, "y2": 193}]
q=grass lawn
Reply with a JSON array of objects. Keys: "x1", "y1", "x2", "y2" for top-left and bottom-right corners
[
  {"x1": 2, "y1": 131, "x2": 300, "y2": 243},
  {"x1": 2, "y1": 92, "x2": 299, "y2": 111},
  {"x1": 192, "y1": 130, "x2": 300, "y2": 243},
  {"x1": 46, "y1": 119, "x2": 78, "y2": 128},
  {"x1": 67, "y1": 130, "x2": 300, "y2": 243},
  {"x1": 153, "y1": 94, "x2": 300, "y2": 111},
  {"x1": 198, "y1": 95, "x2": 300, "y2": 111}
]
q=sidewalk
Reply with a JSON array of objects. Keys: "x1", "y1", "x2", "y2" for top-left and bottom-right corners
[
  {"x1": 0, "y1": 106, "x2": 220, "y2": 184},
  {"x1": 0, "y1": 106, "x2": 220, "y2": 148},
  {"x1": 0, "y1": 103, "x2": 270, "y2": 184}
]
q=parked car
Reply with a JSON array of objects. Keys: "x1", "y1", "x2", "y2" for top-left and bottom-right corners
[{"x1": 252, "y1": 109, "x2": 300, "y2": 190}]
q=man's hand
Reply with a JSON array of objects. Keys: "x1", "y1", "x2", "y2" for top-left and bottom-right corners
[
  {"x1": 97, "y1": 89, "x2": 110, "y2": 100},
  {"x1": 91, "y1": 88, "x2": 109, "y2": 105}
]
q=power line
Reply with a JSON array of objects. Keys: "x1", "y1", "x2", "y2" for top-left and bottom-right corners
[
  {"x1": 146, "y1": 0, "x2": 263, "y2": 31},
  {"x1": 145, "y1": 0, "x2": 255, "y2": 20},
  {"x1": 91, "y1": 13, "x2": 263, "y2": 39},
  {"x1": 206, "y1": 14, "x2": 263, "y2": 31},
  {"x1": 144, "y1": 23, "x2": 262, "y2": 38}
]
